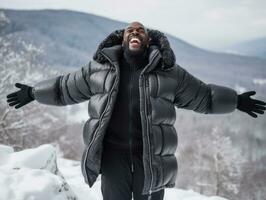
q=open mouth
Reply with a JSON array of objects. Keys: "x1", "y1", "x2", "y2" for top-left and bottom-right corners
[{"x1": 129, "y1": 36, "x2": 142, "y2": 45}]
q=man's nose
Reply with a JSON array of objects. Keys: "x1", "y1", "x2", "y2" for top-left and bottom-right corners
[{"x1": 132, "y1": 29, "x2": 139, "y2": 34}]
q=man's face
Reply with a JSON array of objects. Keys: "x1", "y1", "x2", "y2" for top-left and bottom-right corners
[{"x1": 122, "y1": 22, "x2": 149, "y2": 54}]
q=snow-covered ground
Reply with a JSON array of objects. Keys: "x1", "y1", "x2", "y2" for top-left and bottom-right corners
[{"x1": 0, "y1": 144, "x2": 228, "y2": 200}]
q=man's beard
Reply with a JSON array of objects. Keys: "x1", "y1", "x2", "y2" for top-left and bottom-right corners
[{"x1": 122, "y1": 40, "x2": 148, "y2": 58}]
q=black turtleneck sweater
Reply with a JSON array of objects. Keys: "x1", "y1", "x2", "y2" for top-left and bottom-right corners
[{"x1": 103, "y1": 49, "x2": 149, "y2": 152}]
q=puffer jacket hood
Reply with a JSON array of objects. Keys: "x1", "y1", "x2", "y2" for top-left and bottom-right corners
[{"x1": 93, "y1": 29, "x2": 176, "y2": 70}]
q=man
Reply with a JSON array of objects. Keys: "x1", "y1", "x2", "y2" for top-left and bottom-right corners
[{"x1": 6, "y1": 22, "x2": 266, "y2": 200}]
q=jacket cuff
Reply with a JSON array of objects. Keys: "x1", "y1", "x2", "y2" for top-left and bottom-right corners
[
  {"x1": 208, "y1": 84, "x2": 238, "y2": 114},
  {"x1": 29, "y1": 87, "x2": 35, "y2": 100},
  {"x1": 33, "y1": 76, "x2": 65, "y2": 106}
]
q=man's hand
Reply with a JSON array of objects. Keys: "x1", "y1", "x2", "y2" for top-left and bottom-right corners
[
  {"x1": 6, "y1": 83, "x2": 35, "y2": 109},
  {"x1": 237, "y1": 91, "x2": 266, "y2": 118}
]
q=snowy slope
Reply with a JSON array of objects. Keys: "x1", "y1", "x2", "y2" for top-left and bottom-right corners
[
  {"x1": 0, "y1": 144, "x2": 228, "y2": 200},
  {"x1": 223, "y1": 37, "x2": 266, "y2": 60}
]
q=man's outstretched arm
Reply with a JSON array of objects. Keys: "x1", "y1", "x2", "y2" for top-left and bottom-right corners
[
  {"x1": 173, "y1": 65, "x2": 266, "y2": 118},
  {"x1": 6, "y1": 62, "x2": 93, "y2": 109}
]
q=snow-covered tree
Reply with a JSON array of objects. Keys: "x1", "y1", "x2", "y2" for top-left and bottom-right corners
[
  {"x1": 0, "y1": 11, "x2": 10, "y2": 31},
  {"x1": 177, "y1": 124, "x2": 246, "y2": 200},
  {"x1": 208, "y1": 127, "x2": 245, "y2": 197},
  {"x1": 0, "y1": 22, "x2": 85, "y2": 158},
  {"x1": 0, "y1": 35, "x2": 65, "y2": 149}
]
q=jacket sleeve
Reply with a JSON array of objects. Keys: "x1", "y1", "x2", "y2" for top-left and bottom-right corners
[
  {"x1": 32, "y1": 62, "x2": 93, "y2": 106},
  {"x1": 173, "y1": 65, "x2": 238, "y2": 114}
]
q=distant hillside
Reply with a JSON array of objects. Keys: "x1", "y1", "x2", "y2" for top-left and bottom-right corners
[
  {"x1": 223, "y1": 37, "x2": 266, "y2": 60},
  {"x1": 0, "y1": 9, "x2": 127, "y2": 69},
  {"x1": 1, "y1": 9, "x2": 266, "y2": 95}
]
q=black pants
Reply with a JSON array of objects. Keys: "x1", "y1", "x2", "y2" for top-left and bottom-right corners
[{"x1": 101, "y1": 145, "x2": 165, "y2": 200}]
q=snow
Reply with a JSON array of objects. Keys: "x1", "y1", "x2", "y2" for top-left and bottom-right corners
[
  {"x1": 0, "y1": 144, "x2": 229, "y2": 200},
  {"x1": 0, "y1": 144, "x2": 56, "y2": 170},
  {"x1": 0, "y1": 145, "x2": 14, "y2": 165},
  {"x1": 234, "y1": 84, "x2": 246, "y2": 93},
  {"x1": 0, "y1": 168, "x2": 73, "y2": 200},
  {"x1": 253, "y1": 78, "x2": 266, "y2": 85},
  {"x1": 0, "y1": 144, "x2": 77, "y2": 200},
  {"x1": 0, "y1": 11, "x2": 11, "y2": 24}
]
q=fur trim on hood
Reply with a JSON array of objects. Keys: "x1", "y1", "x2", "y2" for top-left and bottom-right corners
[{"x1": 93, "y1": 29, "x2": 176, "y2": 69}]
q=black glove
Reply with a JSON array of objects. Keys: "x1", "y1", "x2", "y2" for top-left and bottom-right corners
[
  {"x1": 6, "y1": 83, "x2": 35, "y2": 109},
  {"x1": 237, "y1": 91, "x2": 266, "y2": 118}
]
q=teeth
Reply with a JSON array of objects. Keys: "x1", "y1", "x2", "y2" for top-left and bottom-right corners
[{"x1": 130, "y1": 37, "x2": 140, "y2": 43}]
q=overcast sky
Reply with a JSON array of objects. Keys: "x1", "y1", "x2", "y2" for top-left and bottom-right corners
[{"x1": 1, "y1": 0, "x2": 266, "y2": 51}]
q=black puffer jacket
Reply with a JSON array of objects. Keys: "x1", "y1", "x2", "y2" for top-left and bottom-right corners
[{"x1": 32, "y1": 29, "x2": 238, "y2": 195}]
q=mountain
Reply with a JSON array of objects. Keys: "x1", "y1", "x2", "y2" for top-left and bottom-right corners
[
  {"x1": 223, "y1": 37, "x2": 266, "y2": 60},
  {"x1": 0, "y1": 9, "x2": 127, "y2": 69},
  {"x1": 1, "y1": 9, "x2": 266, "y2": 95}
]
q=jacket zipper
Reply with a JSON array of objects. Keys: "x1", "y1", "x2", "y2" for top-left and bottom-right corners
[
  {"x1": 82, "y1": 53, "x2": 119, "y2": 184},
  {"x1": 143, "y1": 74, "x2": 153, "y2": 200},
  {"x1": 129, "y1": 65, "x2": 134, "y2": 173},
  {"x1": 140, "y1": 50, "x2": 160, "y2": 199},
  {"x1": 82, "y1": 71, "x2": 113, "y2": 184}
]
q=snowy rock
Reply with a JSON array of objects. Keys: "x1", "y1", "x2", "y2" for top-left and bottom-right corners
[
  {"x1": 0, "y1": 145, "x2": 14, "y2": 165},
  {"x1": 0, "y1": 144, "x2": 77, "y2": 200},
  {"x1": 0, "y1": 168, "x2": 75, "y2": 200},
  {"x1": 0, "y1": 144, "x2": 14, "y2": 153},
  {"x1": 0, "y1": 144, "x2": 57, "y2": 171}
]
